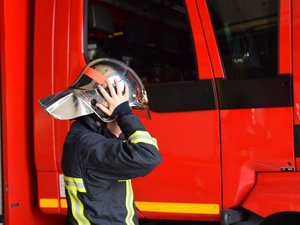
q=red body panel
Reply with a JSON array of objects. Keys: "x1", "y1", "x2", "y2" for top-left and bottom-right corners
[
  {"x1": 195, "y1": 0, "x2": 224, "y2": 79},
  {"x1": 33, "y1": 0, "x2": 223, "y2": 220},
  {"x1": 185, "y1": 0, "x2": 213, "y2": 79},
  {"x1": 133, "y1": 111, "x2": 221, "y2": 221},
  {"x1": 0, "y1": 0, "x2": 65, "y2": 224},
  {"x1": 293, "y1": 0, "x2": 300, "y2": 170},
  {"x1": 34, "y1": 0, "x2": 86, "y2": 215},
  {"x1": 221, "y1": 108, "x2": 295, "y2": 208},
  {"x1": 243, "y1": 172, "x2": 300, "y2": 216},
  {"x1": 1, "y1": 0, "x2": 300, "y2": 224},
  {"x1": 195, "y1": 0, "x2": 297, "y2": 213},
  {"x1": 279, "y1": 0, "x2": 292, "y2": 74}
]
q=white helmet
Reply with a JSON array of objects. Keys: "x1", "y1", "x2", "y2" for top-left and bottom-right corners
[{"x1": 39, "y1": 58, "x2": 148, "y2": 122}]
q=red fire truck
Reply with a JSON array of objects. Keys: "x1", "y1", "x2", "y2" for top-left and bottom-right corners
[{"x1": 1, "y1": 0, "x2": 300, "y2": 224}]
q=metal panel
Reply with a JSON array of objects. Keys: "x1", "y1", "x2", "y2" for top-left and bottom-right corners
[
  {"x1": 0, "y1": 2, "x2": 3, "y2": 222},
  {"x1": 0, "y1": 60, "x2": 2, "y2": 224}
]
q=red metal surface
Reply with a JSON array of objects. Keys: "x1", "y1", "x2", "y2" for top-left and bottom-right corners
[
  {"x1": 195, "y1": 0, "x2": 297, "y2": 214},
  {"x1": 53, "y1": 0, "x2": 72, "y2": 174},
  {"x1": 220, "y1": 107, "x2": 295, "y2": 209},
  {"x1": 279, "y1": 0, "x2": 292, "y2": 74},
  {"x1": 2, "y1": 0, "x2": 299, "y2": 223},
  {"x1": 69, "y1": 0, "x2": 86, "y2": 81},
  {"x1": 126, "y1": 4, "x2": 222, "y2": 219},
  {"x1": 34, "y1": 0, "x2": 63, "y2": 214},
  {"x1": 243, "y1": 172, "x2": 300, "y2": 217},
  {"x1": 133, "y1": 111, "x2": 221, "y2": 221},
  {"x1": 292, "y1": 0, "x2": 300, "y2": 170},
  {"x1": 34, "y1": 0, "x2": 85, "y2": 215},
  {"x1": 33, "y1": 0, "x2": 223, "y2": 220},
  {"x1": 185, "y1": 0, "x2": 213, "y2": 79},
  {"x1": 37, "y1": 172, "x2": 60, "y2": 214},
  {"x1": 293, "y1": 0, "x2": 300, "y2": 125},
  {"x1": 34, "y1": 0, "x2": 57, "y2": 174},
  {"x1": 195, "y1": 0, "x2": 225, "y2": 79},
  {"x1": 0, "y1": 0, "x2": 65, "y2": 224}
]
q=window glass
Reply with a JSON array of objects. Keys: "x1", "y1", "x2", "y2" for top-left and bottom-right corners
[
  {"x1": 86, "y1": 0, "x2": 197, "y2": 84},
  {"x1": 207, "y1": 0, "x2": 278, "y2": 79}
]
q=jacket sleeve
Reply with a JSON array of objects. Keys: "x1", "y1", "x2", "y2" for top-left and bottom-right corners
[{"x1": 80, "y1": 114, "x2": 162, "y2": 180}]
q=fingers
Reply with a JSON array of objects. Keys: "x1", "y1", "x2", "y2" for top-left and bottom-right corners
[
  {"x1": 96, "y1": 79, "x2": 129, "y2": 117},
  {"x1": 115, "y1": 79, "x2": 122, "y2": 96},
  {"x1": 96, "y1": 102, "x2": 111, "y2": 116},
  {"x1": 97, "y1": 84, "x2": 111, "y2": 102},
  {"x1": 99, "y1": 79, "x2": 127, "y2": 98},
  {"x1": 99, "y1": 79, "x2": 122, "y2": 97},
  {"x1": 107, "y1": 79, "x2": 117, "y2": 98}
]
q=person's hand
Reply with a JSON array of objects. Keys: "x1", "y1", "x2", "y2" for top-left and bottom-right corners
[{"x1": 96, "y1": 79, "x2": 129, "y2": 117}]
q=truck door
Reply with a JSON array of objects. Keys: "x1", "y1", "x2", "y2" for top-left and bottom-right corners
[
  {"x1": 34, "y1": 0, "x2": 222, "y2": 220},
  {"x1": 202, "y1": 0, "x2": 294, "y2": 209},
  {"x1": 106, "y1": 0, "x2": 222, "y2": 221},
  {"x1": 85, "y1": 0, "x2": 222, "y2": 221}
]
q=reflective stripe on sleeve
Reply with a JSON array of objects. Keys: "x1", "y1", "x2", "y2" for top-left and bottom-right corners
[{"x1": 128, "y1": 131, "x2": 159, "y2": 149}]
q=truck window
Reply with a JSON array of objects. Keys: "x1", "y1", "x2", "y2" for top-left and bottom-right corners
[
  {"x1": 207, "y1": 0, "x2": 278, "y2": 80},
  {"x1": 86, "y1": 0, "x2": 197, "y2": 84}
]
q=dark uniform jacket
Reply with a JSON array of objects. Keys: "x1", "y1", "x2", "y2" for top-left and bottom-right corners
[{"x1": 62, "y1": 113, "x2": 162, "y2": 225}]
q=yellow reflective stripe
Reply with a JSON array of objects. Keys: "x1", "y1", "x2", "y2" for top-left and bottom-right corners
[
  {"x1": 39, "y1": 198, "x2": 59, "y2": 208},
  {"x1": 64, "y1": 176, "x2": 84, "y2": 183},
  {"x1": 68, "y1": 190, "x2": 91, "y2": 225},
  {"x1": 65, "y1": 185, "x2": 86, "y2": 193},
  {"x1": 152, "y1": 138, "x2": 158, "y2": 148},
  {"x1": 64, "y1": 176, "x2": 90, "y2": 224},
  {"x1": 135, "y1": 202, "x2": 220, "y2": 215},
  {"x1": 131, "y1": 138, "x2": 159, "y2": 149},
  {"x1": 60, "y1": 198, "x2": 68, "y2": 208},
  {"x1": 125, "y1": 180, "x2": 135, "y2": 225},
  {"x1": 128, "y1": 131, "x2": 159, "y2": 149},
  {"x1": 128, "y1": 131, "x2": 151, "y2": 141},
  {"x1": 64, "y1": 175, "x2": 86, "y2": 193},
  {"x1": 41, "y1": 199, "x2": 219, "y2": 216}
]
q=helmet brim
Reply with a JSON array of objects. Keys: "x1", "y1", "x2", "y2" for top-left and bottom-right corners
[{"x1": 39, "y1": 88, "x2": 94, "y2": 120}]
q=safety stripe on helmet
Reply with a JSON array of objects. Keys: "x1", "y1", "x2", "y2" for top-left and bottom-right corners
[
  {"x1": 128, "y1": 131, "x2": 159, "y2": 149},
  {"x1": 84, "y1": 67, "x2": 106, "y2": 84},
  {"x1": 64, "y1": 176, "x2": 90, "y2": 225},
  {"x1": 125, "y1": 180, "x2": 135, "y2": 225}
]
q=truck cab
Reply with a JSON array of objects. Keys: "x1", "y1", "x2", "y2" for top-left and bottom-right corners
[{"x1": 1, "y1": 0, "x2": 300, "y2": 225}]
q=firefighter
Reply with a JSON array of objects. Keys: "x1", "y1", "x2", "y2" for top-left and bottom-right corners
[{"x1": 39, "y1": 58, "x2": 162, "y2": 225}]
